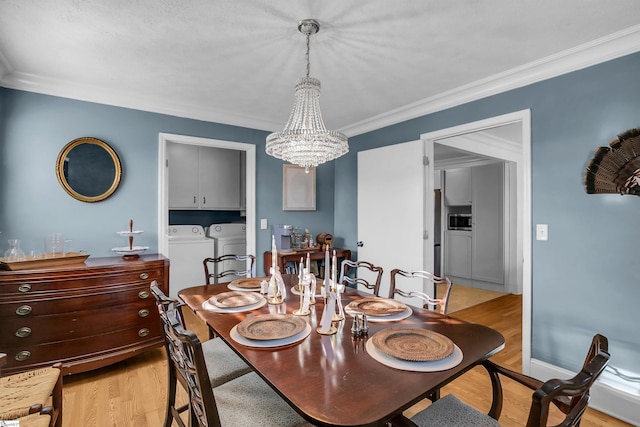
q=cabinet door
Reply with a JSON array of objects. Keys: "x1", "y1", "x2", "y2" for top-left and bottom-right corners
[
  {"x1": 199, "y1": 147, "x2": 241, "y2": 209},
  {"x1": 472, "y1": 163, "x2": 504, "y2": 284},
  {"x1": 168, "y1": 143, "x2": 199, "y2": 208},
  {"x1": 444, "y1": 168, "x2": 472, "y2": 206},
  {"x1": 444, "y1": 231, "x2": 472, "y2": 279}
]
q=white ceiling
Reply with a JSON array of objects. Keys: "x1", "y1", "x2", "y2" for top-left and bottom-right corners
[{"x1": 1, "y1": 1, "x2": 640, "y2": 137}]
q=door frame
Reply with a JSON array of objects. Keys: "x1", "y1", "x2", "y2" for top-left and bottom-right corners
[
  {"x1": 421, "y1": 109, "x2": 532, "y2": 373},
  {"x1": 157, "y1": 133, "x2": 256, "y2": 260}
]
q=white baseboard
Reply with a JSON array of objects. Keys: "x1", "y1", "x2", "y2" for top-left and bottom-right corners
[{"x1": 530, "y1": 358, "x2": 640, "y2": 426}]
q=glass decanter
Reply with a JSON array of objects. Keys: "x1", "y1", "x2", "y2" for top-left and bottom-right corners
[{"x1": 4, "y1": 239, "x2": 26, "y2": 261}]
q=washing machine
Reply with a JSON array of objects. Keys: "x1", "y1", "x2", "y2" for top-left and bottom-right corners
[
  {"x1": 206, "y1": 223, "x2": 247, "y2": 283},
  {"x1": 167, "y1": 225, "x2": 215, "y2": 298}
]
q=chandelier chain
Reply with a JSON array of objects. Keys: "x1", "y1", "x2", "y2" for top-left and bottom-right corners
[{"x1": 305, "y1": 32, "x2": 311, "y2": 78}]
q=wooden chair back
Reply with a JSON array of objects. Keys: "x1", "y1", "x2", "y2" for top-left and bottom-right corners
[
  {"x1": 151, "y1": 280, "x2": 221, "y2": 427},
  {"x1": 389, "y1": 269, "x2": 452, "y2": 315},
  {"x1": 391, "y1": 334, "x2": 610, "y2": 427},
  {"x1": 203, "y1": 254, "x2": 255, "y2": 284},
  {"x1": 484, "y1": 334, "x2": 610, "y2": 427},
  {"x1": 339, "y1": 259, "x2": 383, "y2": 296}
]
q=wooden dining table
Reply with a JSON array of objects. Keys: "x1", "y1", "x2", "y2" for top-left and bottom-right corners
[{"x1": 178, "y1": 279, "x2": 505, "y2": 427}]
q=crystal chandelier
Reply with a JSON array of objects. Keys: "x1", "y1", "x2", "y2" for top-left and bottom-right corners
[{"x1": 266, "y1": 19, "x2": 348, "y2": 172}]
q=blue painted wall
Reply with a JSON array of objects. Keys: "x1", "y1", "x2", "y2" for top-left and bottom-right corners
[
  {"x1": 1, "y1": 51, "x2": 639, "y2": 385},
  {"x1": 335, "y1": 52, "x2": 640, "y2": 380},
  {"x1": 0, "y1": 88, "x2": 335, "y2": 272}
]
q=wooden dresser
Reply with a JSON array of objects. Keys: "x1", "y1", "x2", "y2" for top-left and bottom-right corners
[{"x1": 0, "y1": 254, "x2": 169, "y2": 376}]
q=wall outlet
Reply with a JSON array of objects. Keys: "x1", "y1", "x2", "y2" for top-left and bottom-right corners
[
  {"x1": 536, "y1": 224, "x2": 548, "y2": 241},
  {"x1": 260, "y1": 218, "x2": 268, "y2": 230}
]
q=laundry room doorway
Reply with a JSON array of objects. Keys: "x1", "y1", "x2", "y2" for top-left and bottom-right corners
[{"x1": 157, "y1": 133, "x2": 256, "y2": 262}]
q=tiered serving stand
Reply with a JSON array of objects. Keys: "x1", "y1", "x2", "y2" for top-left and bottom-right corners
[{"x1": 113, "y1": 219, "x2": 148, "y2": 259}]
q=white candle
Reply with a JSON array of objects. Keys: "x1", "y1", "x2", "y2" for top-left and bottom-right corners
[
  {"x1": 324, "y1": 246, "x2": 330, "y2": 296},
  {"x1": 306, "y1": 253, "x2": 310, "y2": 272},
  {"x1": 332, "y1": 250, "x2": 337, "y2": 292},
  {"x1": 271, "y1": 235, "x2": 277, "y2": 274},
  {"x1": 298, "y1": 257, "x2": 304, "y2": 289}
]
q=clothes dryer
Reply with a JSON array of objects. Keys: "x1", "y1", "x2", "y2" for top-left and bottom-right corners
[
  {"x1": 167, "y1": 225, "x2": 215, "y2": 297},
  {"x1": 206, "y1": 223, "x2": 248, "y2": 283}
]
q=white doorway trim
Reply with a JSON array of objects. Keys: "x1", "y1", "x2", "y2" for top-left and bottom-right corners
[
  {"x1": 157, "y1": 133, "x2": 256, "y2": 261},
  {"x1": 421, "y1": 109, "x2": 532, "y2": 374}
]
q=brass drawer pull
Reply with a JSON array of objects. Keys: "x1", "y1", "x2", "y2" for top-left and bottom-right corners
[
  {"x1": 15, "y1": 327, "x2": 32, "y2": 338},
  {"x1": 139, "y1": 272, "x2": 149, "y2": 280},
  {"x1": 15, "y1": 351, "x2": 31, "y2": 361},
  {"x1": 138, "y1": 290, "x2": 150, "y2": 299},
  {"x1": 18, "y1": 284, "x2": 32, "y2": 292},
  {"x1": 16, "y1": 305, "x2": 32, "y2": 316},
  {"x1": 138, "y1": 328, "x2": 150, "y2": 337},
  {"x1": 138, "y1": 309, "x2": 149, "y2": 318}
]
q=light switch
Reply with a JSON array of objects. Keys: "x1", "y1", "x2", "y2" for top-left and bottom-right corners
[
  {"x1": 536, "y1": 224, "x2": 548, "y2": 241},
  {"x1": 260, "y1": 219, "x2": 268, "y2": 230}
]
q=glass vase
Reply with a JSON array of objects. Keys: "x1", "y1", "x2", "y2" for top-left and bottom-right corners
[{"x1": 4, "y1": 239, "x2": 26, "y2": 261}]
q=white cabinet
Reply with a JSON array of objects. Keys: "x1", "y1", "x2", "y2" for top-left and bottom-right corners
[
  {"x1": 168, "y1": 143, "x2": 199, "y2": 208},
  {"x1": 444, "y1": 168, "x2": 472, "y2": 206},
  {"x1": 444, "y1": 231, "x2": 472, "y2": 279},
  {"x1": 472, "y1": 163, "x2": 504, "y2": 285},
  {"x1": 443, "y1": 163, "x2": 504, "y2": 290},
  {"x1": 168, "y1": 143, "x2": 242, "y2": 210}
]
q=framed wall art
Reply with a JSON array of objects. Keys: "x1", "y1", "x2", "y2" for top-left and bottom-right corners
[{"x1": 283, "y1": 165, "x2": 316, "y2": 211}]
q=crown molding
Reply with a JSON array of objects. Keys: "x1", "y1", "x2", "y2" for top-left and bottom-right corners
[
  {"x1": 0, "y1": 71, "x2": 280, "y2": 132},
  {"x1": 341, "y1": 25, "x2": 640, "y2": 137},
  {"x1": 433, "y1": 132, "x2": 520, "y2": 169},
  {"x1": 2, "y1": 26, "x2": 639, "y2": 135}
]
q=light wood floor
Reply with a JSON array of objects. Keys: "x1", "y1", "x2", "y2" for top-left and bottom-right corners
[
  {"x1": 61, "y1": 293, "x2": 630, "y2": 427},
  {"x1": 438, "y1": 282, "x2": 505, "y2": 313}
]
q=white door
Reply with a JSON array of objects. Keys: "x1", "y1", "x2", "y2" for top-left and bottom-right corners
[{"x1": 357, "y1": 140, "x2": 433, "y2": 300}]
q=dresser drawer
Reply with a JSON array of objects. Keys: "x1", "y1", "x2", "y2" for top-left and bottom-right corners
[
  {"x1": 0, "y1": 283, "x2": 158, "y2": 319},
  {"x1": 2, "y1": 319, "x2": 163, "y2": 371},
  {"x1": 0, "y1": 267, "x2": 165, "y2": 295},
  {"x1": 0, "y1": 299, "x2": 158, "y2": 346}
]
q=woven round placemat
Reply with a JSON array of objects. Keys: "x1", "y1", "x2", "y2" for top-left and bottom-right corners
[
  {"x1": 208, "y1": 291, "x2": 262, "y2": 308},
  {"x1": 347, "y1": 297, "x2": 406, "y2": 316},
  {"x1": 229, "y1": 277, "x2": 264, "y2": 289},
  {"x1": 236, "y1": 314, "x2": 307, "y2": 341},
  {"x1": 371, "y1": 328, "x2": 454, "y2": 361}
]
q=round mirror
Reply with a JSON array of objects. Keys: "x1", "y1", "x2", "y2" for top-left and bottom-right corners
[{"x1": 56, "y1": 137, "x2": 122, "y2": 203}]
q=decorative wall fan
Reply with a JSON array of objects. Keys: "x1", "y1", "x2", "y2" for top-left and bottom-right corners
[{"x1": 585, "y1": 127, "x2": 640, "y2": 195}]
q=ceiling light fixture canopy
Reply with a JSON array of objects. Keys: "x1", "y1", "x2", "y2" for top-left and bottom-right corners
[{"x1": 265, "y1": 19, "x2": 349, "y2": 172}]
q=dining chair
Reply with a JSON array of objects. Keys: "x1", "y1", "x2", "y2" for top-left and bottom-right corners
[
  {"x1": 388, "y1": 269, "x2": 453, "y2": 315},
  {"x1": 9, "y1": 412, "x2": 53, "y2": 427},
  {"x1": 391, "y1": 334, "x2": 610, "y2": 427},
  {"x1": 150, "y1": 281, "x2": 253, "y2": 427},
  {"x1": 155, "y1": 289, "x2": 312, "y2": 427},
  {"x1": 203, "y1": 254, "x2": 256, "y2": 285},
  {"x1": 339, "y1": 259, "x2": 383, "y2": 296},
  {"x1": 0, "y1": 353, "x2": 62, "y2": 427}
]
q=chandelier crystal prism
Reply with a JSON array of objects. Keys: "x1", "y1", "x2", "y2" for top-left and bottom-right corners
[{"x1": 266, "y1": 19, "x2": 348, "y2": 171}]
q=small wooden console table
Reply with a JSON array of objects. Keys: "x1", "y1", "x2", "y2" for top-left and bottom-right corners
[{"x1": 263, "y1": 248, "x2": 351, "y2": 277}]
